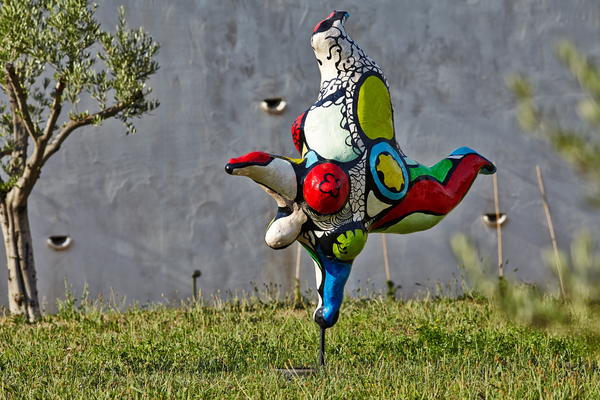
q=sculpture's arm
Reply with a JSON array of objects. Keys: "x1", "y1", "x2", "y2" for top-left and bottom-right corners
[
  {"x1": 265, "y1": 203, "x2": 307, "y2": 249},
  {"x1": 225, "y1": 152, "x2": 298, "y2": 202}
]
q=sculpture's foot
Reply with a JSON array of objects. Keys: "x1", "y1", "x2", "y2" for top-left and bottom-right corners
[
  {"x1": 314, "y1": 307, "x2": 339, "y2": 329},
  {"x1": 449, "y1": 147, "x2": 496, "y2": 174},
  {"x1": 480, "y1": 162, "x2": 497, "y2": 175}
]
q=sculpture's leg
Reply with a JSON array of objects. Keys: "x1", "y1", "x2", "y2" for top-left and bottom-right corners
[
  {"x1": 307, "y1": 247, "x2": 352, "y2": 328},
  {"x1": 371, "y1": 149, "x2": 496, "y2": 233},
  {"x1": 300, "y1": 242, "x2": 353, "y2": 366}
]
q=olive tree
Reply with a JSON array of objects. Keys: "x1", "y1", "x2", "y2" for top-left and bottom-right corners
[{"x1": 0, "y1": 0, "x2": 159, "y2": 321}]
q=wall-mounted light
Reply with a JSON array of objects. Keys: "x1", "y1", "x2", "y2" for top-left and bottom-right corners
[
  {"x1": 47, "y1": 236, "x2": 72, "y2": 251},
  {"x1": 482, "y1": 213, "x2": 507, "y2": 227},
  {"x1": 261, "y1": 98, "x2": 287, "y2": 115}
]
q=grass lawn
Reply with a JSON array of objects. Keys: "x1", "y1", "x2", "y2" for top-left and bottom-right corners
[{"x1": 1, "y1": 288, "x2": 600, "y2": 399}]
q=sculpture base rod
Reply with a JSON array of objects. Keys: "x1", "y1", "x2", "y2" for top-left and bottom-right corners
[{"x1": 319, "y1": 326, "x2": 325, "y2": 367}]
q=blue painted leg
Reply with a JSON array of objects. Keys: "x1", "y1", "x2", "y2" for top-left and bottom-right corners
[{"x1": 313, "y1": 247, "x2": 352, "y2": 329}]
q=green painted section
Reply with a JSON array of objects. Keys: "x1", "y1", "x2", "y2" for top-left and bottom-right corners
[
  {"x1": 332, "y1": 229, "x2": 367, "y2": 261},
  {"x1": 372, "y1": 213, "x2": 445, "y2": 234},
  {"x1": 408, "y1": 159, "x2": 453, "y2": 182},
  {"x1": 357, "y1": 76, "x2": 394, "y2": 140}
]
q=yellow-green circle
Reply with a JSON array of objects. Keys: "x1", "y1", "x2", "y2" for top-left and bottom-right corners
[
  {"x1": 333, "y1": 229, "x2": 367, "y2": 261},
  {"x1": 376, "y1": 153, "x2": 405, "y2": 192},
  {"x1": 357, "y1": 76, "x2": 394, "y2": 140}
]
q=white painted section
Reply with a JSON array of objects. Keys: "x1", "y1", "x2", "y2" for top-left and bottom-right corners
[
  {"x1": 233, "y1": 158, "x2": 297, "y2": 200},
  {"x1": 265, "y1": 204, "x2": 307, "y2": 248},
  {"x1": 366, "y1": 190, "x2": 393, "y2": 218},
  {"x1": 304, "y1": 102, "x2": 357, "y2": 162},
  {"x1": 313, "y1": 260, "x2": 323, "y2": 318}
]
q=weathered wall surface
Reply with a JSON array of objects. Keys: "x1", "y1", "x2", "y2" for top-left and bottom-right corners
[{"x1": 2, "y1": 0, "x2": 600, "y2": 310}]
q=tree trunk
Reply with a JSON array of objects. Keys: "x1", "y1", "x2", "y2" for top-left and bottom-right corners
[{"x1": 1, "y1": 199, "x2": 39, "y2": 321}]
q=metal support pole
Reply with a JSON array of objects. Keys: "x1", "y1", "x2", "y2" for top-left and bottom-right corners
[{"x1": 319, "y1": 327, "x2": 325, "y2": 367}]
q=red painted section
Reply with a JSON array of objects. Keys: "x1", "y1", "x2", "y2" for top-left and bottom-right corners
[
  {"x1": 304, "y1": 163, "x2": 349, "y2": 214},
  {"x1": 313, "y1": 11, "x2": 336, "y2": 33},
  {"x1": 228, "y1": 151, "x2": 272, "y2": 166},
  {"x1": 291, "y1": 112, "x2": 305, "y2": 155},
  {"x1": 370, "y1": 154, "x2": 491, "y2": 231}
]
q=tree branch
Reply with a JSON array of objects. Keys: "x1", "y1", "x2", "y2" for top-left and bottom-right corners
[
  {"x1": 41, "y1": 91, "x2": 142, "y2": 166},
  {"x1": 9, "y1": 91, "x2": 142, "y2": 207},
  {"x1": 5, "y1": 63, "x2": 38, "y2": 142},
  {"x1": 5, "y1": 74, "x2": 28, "y2": 181},
  {"x1": 5, "y1": 75, "x2": 20, "y2": 137},
  {"x1": 40, "y1": 79, "x2": 66, "y2": 142}
]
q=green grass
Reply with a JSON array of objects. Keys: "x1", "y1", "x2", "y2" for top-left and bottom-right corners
[{"x1": 2, "y1": 287, "x2": 600, "y2": 399}]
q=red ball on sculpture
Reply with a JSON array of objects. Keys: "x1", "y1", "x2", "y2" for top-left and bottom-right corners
[{"x1": 303, "y1": 163, "x2": 349, "y2": 214}]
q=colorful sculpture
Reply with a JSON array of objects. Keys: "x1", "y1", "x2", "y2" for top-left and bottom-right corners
[{"x1": 226, "y1": 10, "x2": 495, "y2": 353}]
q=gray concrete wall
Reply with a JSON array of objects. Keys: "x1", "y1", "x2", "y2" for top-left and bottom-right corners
[{"x1": 2, "y1": 0, "x2": 600, "y2": 311}]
